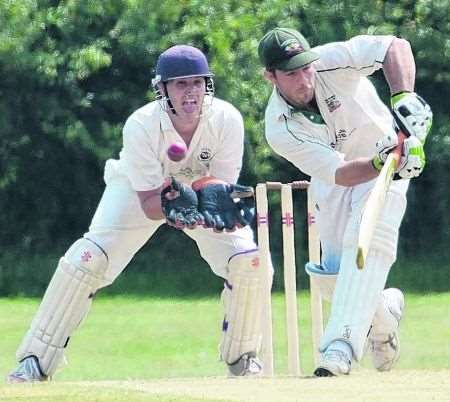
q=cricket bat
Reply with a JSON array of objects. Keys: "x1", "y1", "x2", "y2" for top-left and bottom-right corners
[{"x1": 356, "y1": 131, "x2": 406, "y2": 269}]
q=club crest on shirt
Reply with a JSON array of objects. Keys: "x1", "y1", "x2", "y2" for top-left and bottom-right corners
[
  {"x1": 325, "y1": 94, "x2": 341, "y2": 112},
  {"x1": 171, "y1": 167, "x2": 203, "y2": 180},
  {"x1": 198, "y1": 147, "x2": 213, "y2": 162}
]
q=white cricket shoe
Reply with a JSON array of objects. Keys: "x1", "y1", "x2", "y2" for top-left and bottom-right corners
[
  {"x1": 7, "y1": 356, "x2": 48, "y2": 383},
  {"x1": 369, "y1": 288, "x2": 405, "y2": 371},
  {"x1": 228, "y1": 352, "x2": 263, "y2": 377},
  {"x1": 314, "y1": 349, "x2": 352, "y2": 377}
]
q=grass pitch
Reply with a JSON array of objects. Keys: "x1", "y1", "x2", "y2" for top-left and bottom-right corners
[
  {"x1": 1, "y1": 292, "x2": 449, "y2": 401},
  {"x1": 1, "y1": 370, "x2": 449, "y2": 402}
]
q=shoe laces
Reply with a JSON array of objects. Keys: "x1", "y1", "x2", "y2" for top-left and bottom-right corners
[{"x1": 371, "y1": 333, "x2": 398, "y2": 353}]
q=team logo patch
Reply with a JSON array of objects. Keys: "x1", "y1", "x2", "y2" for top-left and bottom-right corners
[
  {"x1": 342, "y1": 325, "x2": 351, "y2": 339},
  {"x1": 251, "y1": 257, "x2": 260, "y2": 268},
  {"x1": 325, "y1": 94, "x2": 341, "y2": 112},
  {"x1": 81, "y1": 251, "x2": 92, "y2": 263},
  {"x1": 281, "y1": 39, "x2": 305, "y2": 56},
  {"x1": 198, "y1": 147, "x2": 212, "y2": 162}
]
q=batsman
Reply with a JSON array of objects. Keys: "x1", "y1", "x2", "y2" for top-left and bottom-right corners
[
  {"x1": 258, "y1": 28, "x2": 432, "y2": 376},
  {"x1": 8, "y1": 45, "x2": 265, "y2": 381}
]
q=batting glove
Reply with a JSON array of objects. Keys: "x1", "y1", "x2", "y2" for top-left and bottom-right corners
[
  {"x1": 396, "y1": 136, "x2": 426, "y2": 179},
  {"x1": 372, "y1": 132, "x2": 399, "y2": 172},
  {"x1": 391, "y1": 92, "x2": 432, "y2": 143}
]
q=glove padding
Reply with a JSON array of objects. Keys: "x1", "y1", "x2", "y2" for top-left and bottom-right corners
[
  {"x1": 160, "y1": 178, "x2": 204, "y2": 229},
  {"x1": 373, "y1": 134, "x2": 425, "y2": 179},
  {"x1": 391, "y1": 92, "x2": 432, "y2": 143},
  {"x1": 192, "y1": 177, "x2": 255, "y2": 232},
  {"x1": 373, "y1": 132, "x2": 398, "y2": 170},
  {"x1": 396, "y1": 136, "x2": 426, "y2": 179}
]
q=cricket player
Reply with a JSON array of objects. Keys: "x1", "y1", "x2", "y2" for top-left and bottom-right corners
[
  {"x1": 8, "y1": 45, "x2": 265, "y2": 382},
  {"x1": 258, "y1": 28, "x2": 432, "y2": 376}
]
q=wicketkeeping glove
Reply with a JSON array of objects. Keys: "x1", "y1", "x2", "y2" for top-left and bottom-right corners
[
  {"x1": 192, "y1": 177, "x2": 255, "y2": 232},
  {"x1": 391, "y1": 92, "x2": 432, "y2": 143},
  {"x1": 160, "y1": 178, "x2": 204, "y2": 229}
]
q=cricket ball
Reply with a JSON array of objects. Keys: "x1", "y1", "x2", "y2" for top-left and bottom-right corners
[{"x1": 167, "y1": 141, "x2": 187, "y2": 162}]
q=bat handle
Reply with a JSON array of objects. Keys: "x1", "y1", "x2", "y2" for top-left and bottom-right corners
[{"x1": 392, "y1": 131, "x2": 407, "y2": 167}]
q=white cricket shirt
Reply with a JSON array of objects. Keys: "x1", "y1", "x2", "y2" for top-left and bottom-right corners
[
  {"x1": 265, "y1": 35, "x2": 396, "y2": 185},
  {"x1": 117, "y1": 98, "x2": 245, "y2": 191}
]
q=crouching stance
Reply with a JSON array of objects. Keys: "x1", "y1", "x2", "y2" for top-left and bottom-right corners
[{"x1": 8, "y1": 44, "x2": 265, "y2": 382}]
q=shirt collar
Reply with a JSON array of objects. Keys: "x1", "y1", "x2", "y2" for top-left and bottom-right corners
[{"x1": 270, "y1": 87, "x2": 324, "y2": 124}]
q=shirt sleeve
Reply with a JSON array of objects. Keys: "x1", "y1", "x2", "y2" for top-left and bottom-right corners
[
  {"x1": 266, "y1": 117, "x2": 344, "y2": 185},
  {"x1": 316, "y1": 35, "x2": 395, "y2": 76},
  {"x1": 208, "y1": 106, "x2": 245, "y2": 184},
  {"x1": 120, "y1": 116, "x2": 165, "y2": 191}
]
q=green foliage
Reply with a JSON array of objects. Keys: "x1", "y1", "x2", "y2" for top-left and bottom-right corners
[{"x1": 0, "y1": 0, "x2": 448, "y2": 294}]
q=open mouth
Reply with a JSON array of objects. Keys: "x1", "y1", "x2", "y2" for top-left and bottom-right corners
[{"x1": 183, "y1": 98, "x2": 197, "y2": 105}]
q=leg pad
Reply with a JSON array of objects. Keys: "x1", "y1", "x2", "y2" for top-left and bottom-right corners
[
  {"x1": 16, "y1": 238, "x2": 108, "y2": 376},
  {"x1": 220, "y1": 250, "x2": 263, "y2": 365}
]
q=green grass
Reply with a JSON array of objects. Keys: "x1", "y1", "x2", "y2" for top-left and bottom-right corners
[
  {"x1": 0, "y1": 383, "x2": 224, "y2": 402},
  {"x1": 1, "y1": 293, "x2": 449, "y2": 402},
  {"x1": 1, "y1": 292, "x2": 449, "y2": 382}
]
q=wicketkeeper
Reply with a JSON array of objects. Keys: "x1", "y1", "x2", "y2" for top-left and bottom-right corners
[
  {"x1": 258, "y1": 28, "x2": 432, "y2": 376},
  {"x1": 8, "y1": 45, "x2": 267, "y2": 382}
]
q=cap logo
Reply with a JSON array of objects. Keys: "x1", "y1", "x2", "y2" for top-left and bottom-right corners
[{"x1": 281, "y1": 39, "x2": 304, "y2": 56}]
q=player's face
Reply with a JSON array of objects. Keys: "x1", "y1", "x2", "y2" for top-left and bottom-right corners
[
  {"x1": 264, "y1": 64, "x2": 316, "y2": 107},
  {"x1": 165, "y1": 77, "x2": 206, "y2": 118}
]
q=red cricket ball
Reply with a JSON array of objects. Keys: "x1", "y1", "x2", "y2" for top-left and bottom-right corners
[{"x1": 167, "y1": 141, "x2": 187, "y2": 162}]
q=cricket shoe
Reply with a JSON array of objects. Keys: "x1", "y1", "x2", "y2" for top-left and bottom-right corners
[
  {"x1": 7, "y1": 356, "x2": 48, "y2": 383},
  {"x1": 368, "y1": 288, "x2": 404, "y2": 372},
  {"x1": 228, "y1": 352, "x2": 263, "y2": 377},
  {"x1": 314, "y1": 349, "x2": 352, "y2": 377}
]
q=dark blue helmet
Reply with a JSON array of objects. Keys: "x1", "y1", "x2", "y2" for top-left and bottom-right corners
[{"x1": 153, "y1": 45, "x2": 214, "y2": 83}]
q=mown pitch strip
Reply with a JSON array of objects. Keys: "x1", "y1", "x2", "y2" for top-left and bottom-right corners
[{"x1": 3, "y1": 369, "x2": 448, "y2": 402}]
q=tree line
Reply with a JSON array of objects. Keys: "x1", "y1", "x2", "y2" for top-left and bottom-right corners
[{"x1": 0, "y1": 0, "x2": 448, "y2": 294}]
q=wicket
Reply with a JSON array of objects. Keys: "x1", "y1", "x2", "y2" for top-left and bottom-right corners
[{"x1": 256, "y1": 181, "x2": 323, "y2": 377}]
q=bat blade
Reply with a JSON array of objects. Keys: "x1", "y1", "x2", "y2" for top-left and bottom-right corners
[{"x1": 356, "y1": 130, "x2": 406, "y2": 269}]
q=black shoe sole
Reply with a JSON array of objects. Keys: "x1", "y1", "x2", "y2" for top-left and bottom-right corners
[{"x1": 314, "y1": 367, "x2": 335, "y2": 377}]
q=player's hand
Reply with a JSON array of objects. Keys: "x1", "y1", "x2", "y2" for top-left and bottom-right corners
[
  {"x1": 391, "y1": 92, "x2": 432, "y2": 143},
  {"x1": 396, "y1": 136, "x2": 426, "y2": 179},
  {"x1": 372, "y1": 132, "x2": 398, "y2": 171},
  {"x1": 160, "y1": 178, "x2": 204, "y2": 229},
  {"x1": 192, "y1": 177, "x2": 255, "y2": 232}
]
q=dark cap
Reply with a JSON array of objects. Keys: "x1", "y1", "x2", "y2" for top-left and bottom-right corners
[
  {"x1": 258, "y1": 28, "x2": 319, "y2": 71},
  {"x1": 154, "y1": 45, "x2": 213, "y2": 83}
]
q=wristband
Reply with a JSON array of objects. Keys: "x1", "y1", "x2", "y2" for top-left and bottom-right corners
[
  {"x1": 371, "y1": 155, "x2": 384, "y2": 172},
  {"x1": 390, "y1": 91, "x2": 411, "y2": 107}
]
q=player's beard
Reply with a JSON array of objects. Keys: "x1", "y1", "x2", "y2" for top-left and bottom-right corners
[{"x1": 283, "y1": 84, "x2": 315, "y2": 108}]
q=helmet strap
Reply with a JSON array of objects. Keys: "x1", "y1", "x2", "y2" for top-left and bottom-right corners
[{"x1": 162, "y1": 83, "x2": 177, "y2": 115}]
